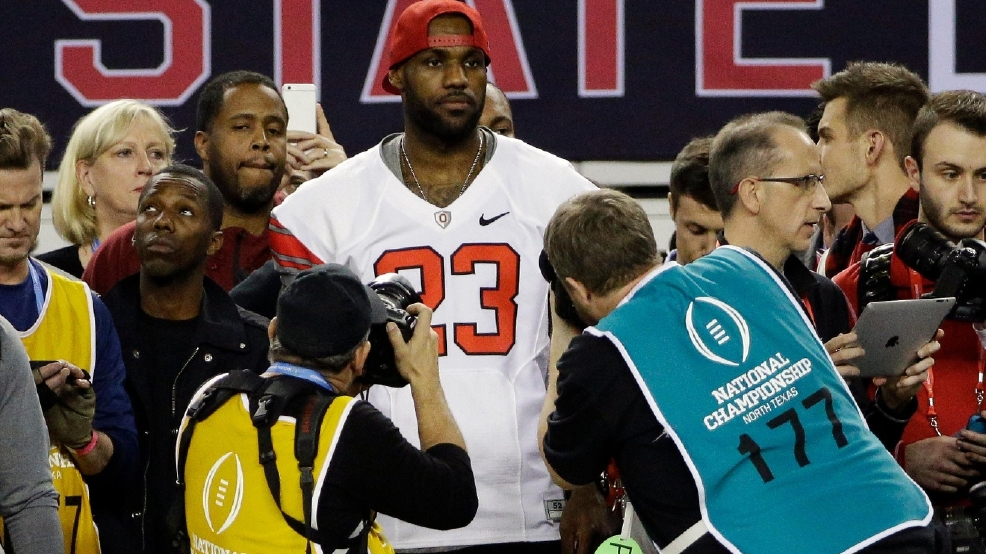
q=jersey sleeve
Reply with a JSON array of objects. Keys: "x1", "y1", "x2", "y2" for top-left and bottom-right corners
[{"x1": 268, "y1": 214, "x2": 325, "y2": 274}]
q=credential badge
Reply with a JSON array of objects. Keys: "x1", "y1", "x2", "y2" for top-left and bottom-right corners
[{"x1": 434, "y1": 210, "x2": 452, "y2": 229}]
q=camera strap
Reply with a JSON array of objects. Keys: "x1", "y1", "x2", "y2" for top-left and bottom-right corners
[{"x1": 909, "y1": 273, "x2": 986, "y2": 435}]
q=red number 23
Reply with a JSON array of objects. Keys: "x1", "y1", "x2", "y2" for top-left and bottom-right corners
[{"x1": 374, "y1": 244, "x2": 520, "y2": 356}]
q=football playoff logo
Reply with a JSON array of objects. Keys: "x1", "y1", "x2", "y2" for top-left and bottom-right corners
[
  {"x1": 685, "y1": 296, "x2": 750, "y2": 367},
  {"x1": 202, "y1": 452, "x2": 245, "y2": 535}
]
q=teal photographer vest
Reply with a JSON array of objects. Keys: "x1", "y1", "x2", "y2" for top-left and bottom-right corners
[{"x1": 593, "y1": 246, "x2": 931, "y2": 554}]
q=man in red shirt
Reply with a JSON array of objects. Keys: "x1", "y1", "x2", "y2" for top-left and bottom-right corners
[
  {"x1": 84, "y1": 71, "x2": 289, "y2": 293},
  {"x1": 835, "y1": 90, "x2": 986, "y2": 501}
]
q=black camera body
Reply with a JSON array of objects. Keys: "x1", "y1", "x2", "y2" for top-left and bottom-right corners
[
  {"x1": 897, "y1": 222, "x2": 986, "y2": 322},
  {"x1": 361, "y1": 273, "x2": 422, "y2": 388},
  {"x1": 538, "y1": 250, "x2": 587, "y2": 330}
]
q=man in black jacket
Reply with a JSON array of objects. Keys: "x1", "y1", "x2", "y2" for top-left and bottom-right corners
[{"x1": 102, "y1": 164, "x2": 270, "y2": 553}]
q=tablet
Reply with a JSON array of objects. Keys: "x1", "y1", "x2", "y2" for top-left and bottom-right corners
[{"x1": 850, "y1": 297, "x2": 954, "y2": 378}]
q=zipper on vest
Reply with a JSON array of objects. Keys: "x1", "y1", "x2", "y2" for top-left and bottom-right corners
[{"x1": 172, "y1": 347, "x2": 200, "y2": 418}]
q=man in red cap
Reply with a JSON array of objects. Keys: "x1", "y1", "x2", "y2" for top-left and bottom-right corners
[{"x1": 269, "y1": 1, "x2": 600, "y2": 552}]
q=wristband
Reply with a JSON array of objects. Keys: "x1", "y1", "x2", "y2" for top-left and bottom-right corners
[{"x1": 71, "y1": 432, "x2": 98, "y2": 457}]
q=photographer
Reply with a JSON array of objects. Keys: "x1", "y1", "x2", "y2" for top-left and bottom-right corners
[
  {"x1": 178, "y1": 264, "x2": 477, "y2": 552},
  {"x1": 541, "y1": 184, "x2": 945, "y2": 552},
  {"x1": 834, "y1": 91, "x2": 986, "y2": 507}
]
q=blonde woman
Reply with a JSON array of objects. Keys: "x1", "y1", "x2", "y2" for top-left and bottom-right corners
[{"x1": 38, "y1": 100, "x2": 175, "y2": 277}]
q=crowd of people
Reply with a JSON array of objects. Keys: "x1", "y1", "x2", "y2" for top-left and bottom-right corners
[{"x1": 2, "y1": 0, "x2": 986, "y2": 553}]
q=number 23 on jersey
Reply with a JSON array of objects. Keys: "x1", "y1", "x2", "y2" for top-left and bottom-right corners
[{"x1": 375, "y1": 244, "x2": 521, "y2": 356}]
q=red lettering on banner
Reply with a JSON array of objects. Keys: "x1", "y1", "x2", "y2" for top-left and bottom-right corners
[
  {"x1": 473, "y1": 0, "x2": 536, "y2": 98},
  {"x1": 579, "y1": 0, "x2": 624, "y2": 97},
  {"x1": 696, "y1": 0, "x2": 828, "y2": 97},
  {"x1": 55, "y1": 0, "x2": 210, "y2": 106},
  {"x1": 275, "y1": 0, "x2": 320, "y2": 89},
  {"x1": 361, "y1": 0, "x2": 536, "y2": 103}
]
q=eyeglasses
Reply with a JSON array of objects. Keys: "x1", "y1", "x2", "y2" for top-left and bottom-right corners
[{"x1": 729, "y1": 174, "x2": 825, "y2": 195}]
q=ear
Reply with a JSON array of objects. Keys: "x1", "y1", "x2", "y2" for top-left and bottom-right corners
[
  {"x1": 563, "y1": 276, "x2": 592, "y2": 305},
  {"x1": 194, "y1": 130, "x2": 210, "y2": 167},
  {"x1": 904, "y1": 155, "x2": 921, "y2": 193},
  {"x1": 735, "y1": 177, "x2": 762, "y2": 215},
  {"x1": 387, "y1": 68, "x2": 404, "y2": 93},
  {"x1": 863, "y1": 130, "x2": 886, "y2": 166},
  {"x1": 667, "y1": 192, "x2": 677, "y2": 218},
  {"x1": 268, "y1": 317, "x2": 277, "y2": 341},
  {"x1": 207, "y1": 230, "x2": 224, "y2": 257},
  {"x1": 76, "y1": 159, "x2": 96, "y2": 198},
  {"x1": 352, "y1": 340, "x2": 371, "y2": 376}
]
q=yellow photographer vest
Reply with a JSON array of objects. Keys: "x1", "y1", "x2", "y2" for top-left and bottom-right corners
[
  {"x1": 183, "y1": 386, "x2": 393, "y2": 553},
  {"x1": 17, "y1": 264, "x2": 100, "y2": 554}
]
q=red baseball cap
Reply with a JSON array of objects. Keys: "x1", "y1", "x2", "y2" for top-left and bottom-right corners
[{"x1": 382, "y1": 0, "x2": 492, "y2": 94}]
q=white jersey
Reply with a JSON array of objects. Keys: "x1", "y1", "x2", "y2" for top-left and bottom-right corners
[{"x1": 271, "y1": 134, "x2": 594, "y2": 549}]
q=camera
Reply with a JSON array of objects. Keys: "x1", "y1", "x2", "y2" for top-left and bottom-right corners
[
  {"x1": 538, "y1": 250, "x2": 587, "y2": 330},
  {"x1": 896, "y1": 222, "x2": 986, "y2": 322},
  {"x1": 361, "y1": 273, "x2": 422, "y2": 388}
]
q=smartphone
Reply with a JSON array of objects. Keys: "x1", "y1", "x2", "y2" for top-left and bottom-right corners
[{"x1": 282, "y1": 83, "x2": 318, "y2": 134}]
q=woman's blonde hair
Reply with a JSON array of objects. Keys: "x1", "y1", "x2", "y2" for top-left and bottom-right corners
[{"x1": 51, "y1": 100, "x2": 176, "y2": 245}]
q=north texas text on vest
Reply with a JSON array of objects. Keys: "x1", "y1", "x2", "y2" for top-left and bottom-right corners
[{"x1": 704, "y1": 352, "x2": 815, "y2": 431}]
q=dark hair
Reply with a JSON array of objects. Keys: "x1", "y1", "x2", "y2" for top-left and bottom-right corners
[
  {"x1": 268, "y1": 332, "x2": 368, "y2": 374},
  {"x1": 709, "y1": 112, "x2": 807, "y2": 217},
  {"x1": 196, "y1": 70, "x2": 283, "y2": 132},
  {"x1": 544, "y1": 189, "x2": 657, "y2": 295},
  {"x1": 812, "y1": 62, "x2": 929, "y2": 170},
  {"x1": 911, "y1": 90, "x2": 986, "y2": 170},
  {"x1": 669, "y1": 136, "x2": 717, "y2": 213},
  {"x1": 148, "y1": 163, "x2": 225, "y2": 231},
  {"x1": 0, "y1": 108, "x2": 52, "y2": 169},
  {"x1": 804, "y1": 102, "x2": 825, "y2": 143}
]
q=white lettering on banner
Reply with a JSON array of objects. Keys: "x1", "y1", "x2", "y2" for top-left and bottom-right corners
[
  {"x1": 704, "y1": 355, "x2": 814, "y2": 431},
  {"x1": 55, "y1": 0, "x2": 211, "y2": 106},
  {"x1": 928, "y1": 0, "x2": 986, "y2": 92},
  {"x1": 695, "y1": 0, "x2": 830, "y2": 97},
  {"x1": 191, "y1": 533, "x2": 248, "y2": 554}
]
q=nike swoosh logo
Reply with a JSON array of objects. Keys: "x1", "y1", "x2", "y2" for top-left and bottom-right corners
[{"x1": 479, "y1": 211, "x2": 510, "y2": 226}]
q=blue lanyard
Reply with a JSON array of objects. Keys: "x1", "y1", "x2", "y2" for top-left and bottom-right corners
[
  {"x1": 91, "y1": 238, "x2": 101, "y2": 252},
  {"x1": 267, "y1": 362, "x2": 335, "y2": 393},
  {"x1": 28, "y1": 261, "x2": 44, "y2": 316}
]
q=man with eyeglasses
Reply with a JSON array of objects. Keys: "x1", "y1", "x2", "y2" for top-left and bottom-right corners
[{"x1": 711, "y1": 112, "x2": 935, "y2": 451}]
